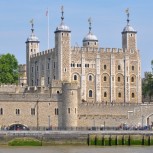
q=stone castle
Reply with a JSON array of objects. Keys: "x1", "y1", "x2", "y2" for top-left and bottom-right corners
[{"x1": 1, "y1": 8, "x2": 151, "y2": 130}]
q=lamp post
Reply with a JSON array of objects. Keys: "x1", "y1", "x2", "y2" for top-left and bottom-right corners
[
  {"x1": 142, "y1": 115, "x2": 144, "y2": 129},
  {"x1": 48, "y1": 115, "x2": 51, "y2": 130}
]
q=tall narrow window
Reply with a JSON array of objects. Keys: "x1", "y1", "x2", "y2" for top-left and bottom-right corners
[
  {"x1": 104, "y1": 65, "x2": 107, "y2": 70},
  {"x1": 68, "y1": 108, "x2": 70, "y2": 114},
  {"x1": 0, "y1": 108, "x2": 3, "y2": 115},
  {"x1": 118, "y1": 65, "x2": 121, "y2": 70},
  {"x1": 89, "y1": 75, "x2": 92, "y2": 81},
  {"x1": 132, "y1": 66, "x2": 134, "y2": 71},
  {"x1": 104, "y1": 76, "x2": 107, "y2": 81},
  {"x1": 118, "y1": 92, "x2": 121, "y2": 98},
  {"x1": 131, "y1": 77, "x2": 134, "y2": 82},
  {"x1": 118, "y1": 77, "x2": 120, "y2": 82},
  {"x1": 132, "y1": 93, "x2": 135, "y2": 98},
  {"x1": 104, "y1": 92, "x2": 107, "y2": 97},
  {"x1": 31, "y1": 108, "x2": 35, "y2": 115},
  {"x1": 89, "y1": 90, "x2": 93, "y2": 97},
  {"x1": 55, "y1": 108, "x2": 59, "y2": 115},
  {"x1": 74, "y1": 75, "x2": 77, "y2": 80}
]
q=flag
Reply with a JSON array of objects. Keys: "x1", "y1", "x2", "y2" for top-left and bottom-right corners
[
  {"x1": 46, "y1": 9, "x2": 48, "y2": 16},
  {"x1": 61, "y1": 5, "x2": 64, "y2": 12},
  {"x1": 88, "y1": 17, "x2": 92, "y2": 24}
]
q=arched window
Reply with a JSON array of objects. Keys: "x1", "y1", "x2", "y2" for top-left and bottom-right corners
[
  {"x1": 104, "y1": 92, "x2": 107, "y2": 97},
  {"x1": 118, "y1": 65, "x2": 121, "y2": 70},
  {"x1": 104, "y1": 65, "x2": 107, "y2": 70},
  {"x1": 118, "y1": 92, "x2": 121, "y2": 98},
  {"x1": 132, "y1": 66, "x2": 134, "y2": 71},
  {"x1": 89, "y1": 75, "x2": 92, "y2": 81},
  {"x1": 89, "y1": 90, "x2": 93, "y2": 97},
  {"x1": 131, "y1": 77, "x2": 134, "y2": 82},
  {"x1": 132, "y1": 93, "x2": 135, "y2": 98},
  {"x1": 118, "y1": 77, "x2": 120, "y2": 82},
  {"x1": 104, "y1": 76, "x2": 107, "y2": 81},
  {"x1": 74, "y1": 75, "x2": 77, "y2": 80}
]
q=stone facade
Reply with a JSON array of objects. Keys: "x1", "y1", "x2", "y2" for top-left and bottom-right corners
[{"x1": 0, "y1": 9, "x2": 144, "y2": 129}]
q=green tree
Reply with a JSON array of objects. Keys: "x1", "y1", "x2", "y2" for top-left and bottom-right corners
[{"x1": 0, "y1": 53, "x2": 18, "y2": 84}]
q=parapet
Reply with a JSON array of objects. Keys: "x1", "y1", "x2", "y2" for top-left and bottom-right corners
[{"x1": 30, "y1": 48, "x2": 55, "y2": 58}]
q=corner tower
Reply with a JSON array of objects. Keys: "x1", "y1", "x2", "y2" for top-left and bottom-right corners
[
  {"x1": 54, "y1": 6, "x2": 71, "y2": 82},
  {"x1": 26, "y1": 20, "x2": 39, "y2": 86},
  {"x1": 122, "y1": 9, "x2": 137, "y2": 51}
]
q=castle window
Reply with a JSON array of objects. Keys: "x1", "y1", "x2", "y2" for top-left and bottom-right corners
[
  {"x1": 118, "y1": 92, "x2": 121, "y2": 98},
  {"x1": 0, "y1": 108, "x2": 3, "y2": 115},
  {"x1": 88, "y1": 42, "x2": 89, "y2": 45},
  {"x1": 57, "y1": 91, "x2": 60, "y2": 94},
  {"x1": 32, "y1": 67, "x2": 33, "y2": 73},
  {"x1": 77, "y1": 64, "x2": 81, "y2": 67},
  {"x1": 32, "y1": 80, "x2": 33, "y2": 86},
  {"x1": 131, "y1": 77, "x2": 134, "y2": 82},
  {"x1": 71, "y1": 63, "x2": 75, "y2": 67},
  {"x1": 132, "y1": 66, "x2": 134, "y2": 71},
  {"x1": 16, "y1": 109, "x2": 20, "y2": 115},
  {"x1": 62, "y1": 33, "x2": 63, "y2": 36},
  {"x1": 75, "y1": 108, "x2": 77, "y2": 114},
  {"x1": 68, "y1": 108, "x2": 70, "y2": 114},
  {"x1": 42, "y1": 64, "x2": 44, "y2": 70},
  {"x1": 95, "y1": 42, "x2": 96, "y2": 45},
  {"x1": 132, "y1": 93, "x2": 135, "y2": 98},
  {"x1": 55, "y1": 108, "x2": 59, "y2": 115},
  {"x1": 89, "y1": 75, "x2": 92, "y2": 81},
  {"x1": 104, "y1": 65, "x2": 107, "y2": 70},
  {"x1": 104, "y1": 76, "x2": 107, "y2": 81},
  {"x1": 31, "y1": 108, "x2": 35, "y2": 115},
  {"x1": 85, "y1": 64, "x2": 89, "y2": 67},
  {"x1": 131, "y1": 34, "x2": 133, "y2": 37},
  {"x1": 31, "y1": 49, "x2": 33, "y2": 52},
  {"x1": 74, "y1": 75, "x2": 77, "y2": 80},
  {"x1": 104, "y1": 92, "x2": 107, "y2": 97},
  {"x1": 118, "y1": 77, "x2": 120, "y2": 82},
  {"x1": 48, "y1": 63, "x2": 50, "y2": 69},
  {"x1": 37, "y1": 79, "x2": 39, "y2": 86},
  {"x1": 89, "y1": 90, "x2": 93, "y2": 97},
  {"x1": 118, "y1": 65, "x2": 121, "y2": 70}
]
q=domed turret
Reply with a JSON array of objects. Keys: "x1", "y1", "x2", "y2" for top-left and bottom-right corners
[{"x1": 83, "y1": 17, "x2": 98, "y2": 48}]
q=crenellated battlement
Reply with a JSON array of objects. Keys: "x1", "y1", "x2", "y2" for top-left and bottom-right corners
[
  {"x1": 71, "y1": 47, "x2": 128, "y2": 54},
  {"x1": 30, "y1": 48, "x2": 55, "y2": 58}
]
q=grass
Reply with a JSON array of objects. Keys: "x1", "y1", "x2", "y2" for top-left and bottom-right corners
[{"x1": 8, "y1": 138, "x2": 42, "y2": 146}]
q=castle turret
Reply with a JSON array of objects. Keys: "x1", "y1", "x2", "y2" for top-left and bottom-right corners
[
  {"x1": 83, "y1": 18, "x2": 99, "y2": 48},
  {"x1": 62, "y1": 83, "x2": 78, "y2": 129},
  {"x1": 122, "y1": 9, "x2": 137, "y2": 51},
  {"x1": 26, "y1": 19, "x2": 39, "y2": 86},
  {"x1": 54, "y1": 6, "x2": 71, "y2": 82}
]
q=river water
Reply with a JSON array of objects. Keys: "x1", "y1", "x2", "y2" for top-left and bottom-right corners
[{"x1": 0, "y1": 146, "x2": 153, "y2": 153}]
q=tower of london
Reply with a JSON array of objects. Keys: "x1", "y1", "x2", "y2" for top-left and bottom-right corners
[{"x1": 0, "y1": 8, "x2": 145, "y2": 130}]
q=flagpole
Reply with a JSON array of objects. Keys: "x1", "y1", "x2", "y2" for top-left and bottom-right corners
[{"x1": 47, "y1": 8, "x2": 50, "y2": 49}]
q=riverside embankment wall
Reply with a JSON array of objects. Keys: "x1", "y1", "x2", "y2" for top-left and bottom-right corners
[{"x1": 1, "y1": 131, "x2": 153, "y2": 145}]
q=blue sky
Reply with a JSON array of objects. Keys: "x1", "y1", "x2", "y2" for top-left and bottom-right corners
[{"x1": 0, "y1": 0, "x2": 153, "y2": 77}]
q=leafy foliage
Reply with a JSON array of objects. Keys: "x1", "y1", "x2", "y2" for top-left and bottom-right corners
[{"x1": 0, "y1": 53, "x2": 18, "y2": 84}]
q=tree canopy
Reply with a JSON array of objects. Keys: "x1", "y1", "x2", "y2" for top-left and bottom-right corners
[
  {"x1": 0, "y1": 53, "x2": 18, "y2": 84},
  {"x1": 142, "y1": 60, "x2": 153, "y2": 102}
]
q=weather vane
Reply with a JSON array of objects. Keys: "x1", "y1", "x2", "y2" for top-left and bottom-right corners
[
  {"x1": 125, "y1": 8, "x2": 130, "y2": 25},
  {"x1": 30, "y1": 19, "x2": 34, "y2": 33},
  {"x1": 61, "y1": 5, "x2": 64, "y2": 22},
  {"x1": 88, "y1": 17, "x2": 92, "y2": 33}
]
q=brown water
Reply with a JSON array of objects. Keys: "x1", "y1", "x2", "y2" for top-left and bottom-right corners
[{"x1": 0, "y1": 146, "x2": 153, "y2": 153}]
